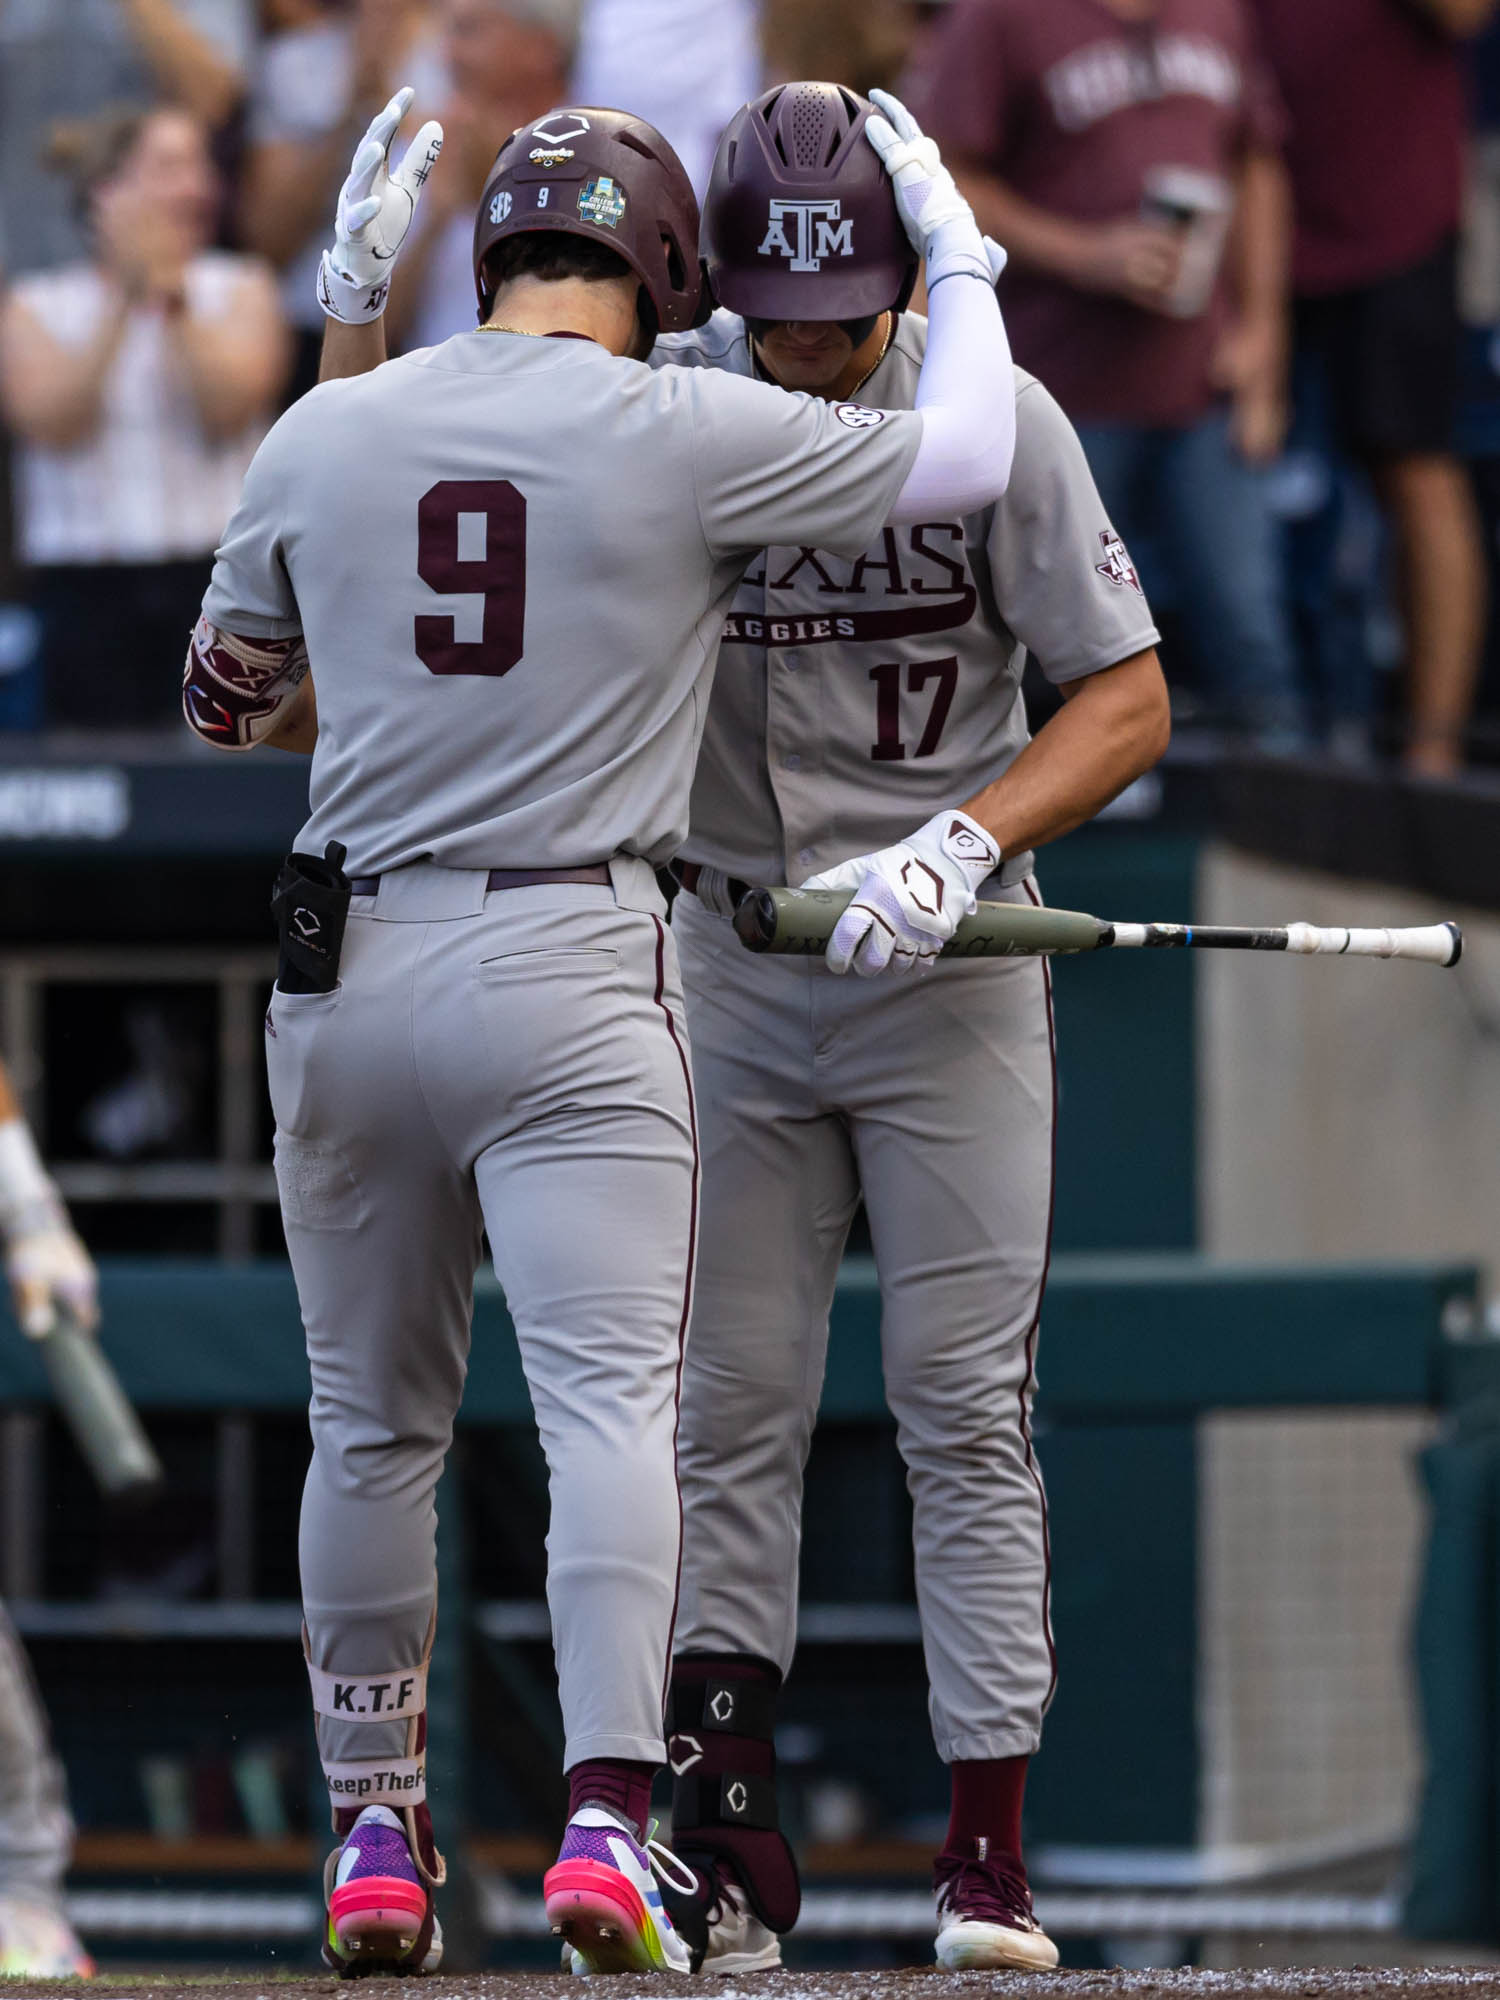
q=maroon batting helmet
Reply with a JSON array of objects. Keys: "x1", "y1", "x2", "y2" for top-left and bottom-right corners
[
  {"x1": 474, "y1": 106, "x2": 708, "y2": 332},
  {"x1": 702, "y1": 83, "x2": 918, "y2": 324}
]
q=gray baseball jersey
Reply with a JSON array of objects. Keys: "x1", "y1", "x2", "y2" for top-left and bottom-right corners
[
  {"x1": 204, "y1": 329, "x2": 922, "y2": 877},
  {"x1": 654, "y1": 310, "x2": 1160, "y2": 888},
  {"x1": 652, "y1": 311, "x2": 1160, "y2": 1809},
  {"x1": 219, "y1": 325, "x2": 930, "y2": 1845}
]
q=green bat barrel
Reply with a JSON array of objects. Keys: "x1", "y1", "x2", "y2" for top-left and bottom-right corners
[
  {"x1": 732, "y1": 887, "x2": 1111, "y2": 958},
  {"x1": 35, "y1": 1312, "x2": 165, "y2": 1502}
]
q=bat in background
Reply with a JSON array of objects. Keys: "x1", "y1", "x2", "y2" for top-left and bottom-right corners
[
  {"x1": 24, "y1": 1304, "x2": 164, "y2": 1503},
  {"x1": 732, "y1": 887, "x2": 1463, "y2": 968}
]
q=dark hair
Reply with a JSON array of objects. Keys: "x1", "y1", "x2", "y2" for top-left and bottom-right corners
[
  {"x1": 480, "y1": 230, "x2": 632, "y2": 300},
  {"x1": 44, "y1": 105, "x2": 196, "y2": 224},
  {"x1": 479, "y1": 228, "x2": 657, "y2": 349}
]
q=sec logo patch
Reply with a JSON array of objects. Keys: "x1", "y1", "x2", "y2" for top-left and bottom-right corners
[{"x1": 833, "y1": 402, "x2": 885, "y2": 430}]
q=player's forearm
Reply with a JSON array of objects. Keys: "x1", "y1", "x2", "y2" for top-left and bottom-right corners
[
  {"x1": 0, "y1": 1107, "x2": 57, "y2": 1236},
  {"x1": 320, "y1": 315, "x2": 387, "y2": 382},
  {"x1": 264, "y1": 675, "x2": 318, "y2": 753},
  {"x1": 960, "y1": 648, "x2": 1171, "y2": 855},
  {"x1": 893, "y1": 250, "x2": 1016, "y2": 518},
  {"x1": 119, "y1": 0, "x2": 242, "y2": 127},
  {"x1": 950, "y1": 163, "x2": 1101, "y2": 287}
]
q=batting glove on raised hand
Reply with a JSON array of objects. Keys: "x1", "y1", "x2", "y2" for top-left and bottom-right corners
[
  {"x1": 865, "y1": 90, "x2": 994, "y2": 292},
  {"x1": 802, "y1": 808, "x2": 1002, "y2": 977},
  {"x1": 6, "y1": 1200, "x2": 98, "y2": 1339},
  {"x1": 317, "y1": 87, "x2": 444, "y2": 324}
]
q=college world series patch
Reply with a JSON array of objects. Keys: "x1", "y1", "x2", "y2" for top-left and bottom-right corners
[{"x1": 578, "y1": 176, "x2": 627, "y2": 229}]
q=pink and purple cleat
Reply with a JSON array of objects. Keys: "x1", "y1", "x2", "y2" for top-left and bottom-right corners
[
  {"x1": 323, "y1": 1804, "x2": 440, "y2": 1977},
  {"x1": 544, "y1": 1805, "x2": 693, "y2": 1973}
]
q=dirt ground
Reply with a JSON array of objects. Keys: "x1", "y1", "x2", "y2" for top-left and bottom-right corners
[{"x1": 14, "y1": 1970, "x2": 1500, "y2": 2000}]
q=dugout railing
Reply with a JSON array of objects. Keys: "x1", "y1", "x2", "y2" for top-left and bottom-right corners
[{"x1": 0, "y1": 1253, "x2": 1485, "y2": 1958}]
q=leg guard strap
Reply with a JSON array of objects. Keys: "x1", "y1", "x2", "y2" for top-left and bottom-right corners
[{"x1": 668, "y1": 1654, "x2": 799, "y2": 1935}]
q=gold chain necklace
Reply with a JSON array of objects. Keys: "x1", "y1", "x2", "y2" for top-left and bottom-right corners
[
  {"x1": 844, "y1": 313, "x2": 896, "y2": 402},
  {"x1": 479, "y1": 323, "x2": 544, "y2": 336}
]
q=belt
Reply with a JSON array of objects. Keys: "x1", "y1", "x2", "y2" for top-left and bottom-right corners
[
  {"x1": 348, "y1": 863, "x2": 613, "y2": 897},
  {"x1": 671, "y1": 860, "x2": 751, "y2": 908}
]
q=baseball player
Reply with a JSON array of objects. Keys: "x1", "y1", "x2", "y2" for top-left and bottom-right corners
[
  {"x1": 0, "y1": 1062, "x2": 96, "y2": 1978},
  {"x1": 189, "y1": 88, "x2": 1019, "y2": 1976},
  {"x1": 656, "y1": 88, "x2": 1170, "y2": 1974},
  {"x1": 651, "y1": 85, "x2": 1169, "y2": 1976}
]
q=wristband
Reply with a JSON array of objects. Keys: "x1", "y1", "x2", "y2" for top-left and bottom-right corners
[
  {"x1": 932, "y1": 807, "x2": 1002, "y2": 894},
  {"x1": 317, "y1": 249, "x2": 390, "y2": 325},
  {"x1": 924, "y1": 216, "x2": 996, "y2": 291},
  {"x1": 0, "y1": 1118, "x2": 60, "y2": 1242}
]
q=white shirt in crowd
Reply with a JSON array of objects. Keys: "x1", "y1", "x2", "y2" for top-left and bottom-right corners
[
  {"x1": 572, "y1": 0, "x2": 761, "y2": 196},
  {"x1": 11, "y1": 254, "x2": 270, "y2": 567},
  {"x1": 0, "y1": 0, "x2": 255, "y2": 274}
]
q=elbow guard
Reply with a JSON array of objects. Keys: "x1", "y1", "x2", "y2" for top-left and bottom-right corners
[{"x1": 183, "y1": 616, "x2": 309, "y2": 750}]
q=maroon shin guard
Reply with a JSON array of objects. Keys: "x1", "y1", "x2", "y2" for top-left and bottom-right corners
[{"x1": 668, "y1": 1654, "x2": 800, "y2": 1933}]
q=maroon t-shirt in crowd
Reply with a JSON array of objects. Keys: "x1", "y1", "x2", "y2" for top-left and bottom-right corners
[
  {"x1": 1247, "y1": 0, "x2": 1465, "y2": 296},
  {"x1": 907, "y1": 0, "x2": 1284, "y2": 426}
]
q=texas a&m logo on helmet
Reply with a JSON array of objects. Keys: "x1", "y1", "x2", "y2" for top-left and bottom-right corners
[{"x1": 758, "y1": 198, "x2": 854, "y2": 272}]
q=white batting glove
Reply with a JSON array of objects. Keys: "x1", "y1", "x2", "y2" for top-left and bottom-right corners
[
  {"x1": 0, "y1": 1120, "x2": 98, "y2": 1337},
  {"x1": 865, "y1": 91, "x2": 993, "y2": 291},
  {"x1": 317, "y1": 87, "x2": 444, "y2": 324},
  {"x1": 801, "y1": 809, "x2": 1002, "y2": 977}
]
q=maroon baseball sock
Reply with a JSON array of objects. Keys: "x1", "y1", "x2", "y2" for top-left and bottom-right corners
[
  {"x1": 567, "y1": 1757, "x2": 656, "y2": 1840},
  {"x1": 944, "y1": 1754, "x2": 1029, "y2": 1864}
]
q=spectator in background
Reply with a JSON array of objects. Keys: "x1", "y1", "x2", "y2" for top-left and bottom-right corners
[
  {"x1": 0, "y1": 107, "x2": 288, "y2": 729},
  {"x1": 241, "y1": 0, "x2": 445, "y2": 402},
  {"x1": 761, "y1": 0, "x2": 915, "y2": 98},
  {"x1": 1249, "y1": 0, "x2": 1496, "y2": 776},
  {"x1": 0, "y1": 0, "x2": 254, "y2": 277},
  {"x1": 572, "y1": 0, "x2": 760, "y2": 196},
  {"x1": 910, "y1": 0, "x2": 1305, "y2": 747},
  {"x1": 382, "y1": 0, "x2": 580, "y2": 353}
]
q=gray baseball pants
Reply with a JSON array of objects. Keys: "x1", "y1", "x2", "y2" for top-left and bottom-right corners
[
  {"x1": 671, "y1": 881, "x2": 1056, "y2": 1762},
  {"x1": 0, "y1": 1603, "x2": 72, "y2": 1901},
  {"x1": 266, "y1": 860, "x2": 697, "y2": 1791}
]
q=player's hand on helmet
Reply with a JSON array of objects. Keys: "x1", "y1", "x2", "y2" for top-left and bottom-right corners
[
  {"x1": 802, "y1": 808, "x2": 1001, "y2": 978},
  {"x1": 318, "y1": 86, "x2": 444, "y2": 324},
  {"x1": 4, "y1": 1194, "x2": 98, "y2": 1339},
  {"x1": 864, "y1": 92, "x2": 995, "y2": 290}
]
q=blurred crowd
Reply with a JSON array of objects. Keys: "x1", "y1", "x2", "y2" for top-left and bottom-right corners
[{"x1": 0, "y1": 0, "x2": 1498, "y2": 772}]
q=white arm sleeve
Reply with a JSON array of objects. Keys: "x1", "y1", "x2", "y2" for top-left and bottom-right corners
[{"x1": 889, "y1": 232, "x2": 1016, "y2": 523}]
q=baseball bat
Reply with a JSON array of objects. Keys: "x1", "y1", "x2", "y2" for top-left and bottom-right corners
[
  {"x1": 732, "y1": 887, "x2": 1463, "y2": 968},
  {"x1": 31, "y1": 1308, "x2": 165, "y2": 1502}
]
